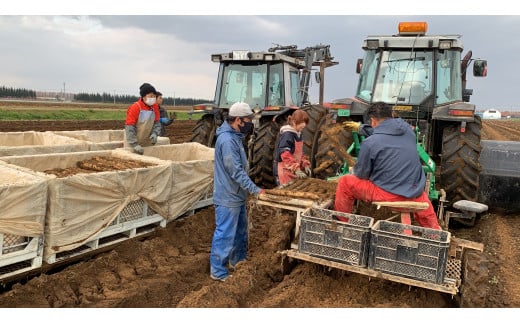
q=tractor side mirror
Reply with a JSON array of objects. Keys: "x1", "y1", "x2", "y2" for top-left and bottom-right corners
[
  {"x1": 356, "y1": 59, "x2": 363, "y2": 74},
  {"x1": 315, "y1": 71, "x2": 321, "y2": 84},
  {"x1": 473, "y1": 60, "x2": 487, "y2": 77}
]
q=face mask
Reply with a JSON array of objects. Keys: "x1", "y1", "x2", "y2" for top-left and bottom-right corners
[
  {"x1": 239, "y1": 120, "x2": 254, "y2": 135},
  {"x1": 144, "y1": 97, "x2": 156, "y2": 106}
]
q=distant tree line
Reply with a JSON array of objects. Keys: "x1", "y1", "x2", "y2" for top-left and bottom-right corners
[
  {"x1": 73, "y1": 92, "x2": 211, "y2": 105},
  {"x1": 0, "y1": 85, "x2": 211, "y2": 105},
  {"x1": 0, "y1": 86, "x2": 37, "y2": 99}
]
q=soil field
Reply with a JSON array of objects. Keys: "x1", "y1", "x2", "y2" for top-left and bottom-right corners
[{"x1": 0, "y1": 118, "x2": 519, "y2": 311}]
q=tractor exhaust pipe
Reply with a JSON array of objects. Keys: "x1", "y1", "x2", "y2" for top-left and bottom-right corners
[{"x1": 478, "y1": 140, "x2": 520, "y2": 210}]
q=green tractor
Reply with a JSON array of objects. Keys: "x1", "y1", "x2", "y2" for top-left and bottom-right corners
[
  {"x1": 315, "y1": 22, "x2": 487, "y2": 224},
  {"x1": 189, "y1": 45, "x2": 338, "y2": 188}
]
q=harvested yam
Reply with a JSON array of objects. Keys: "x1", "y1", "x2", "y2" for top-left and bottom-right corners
[
  {"x1": 262, "y1": 178, "x2": 337, "y2": 204},
  {"x1": 264, "y1": 189, "x2": 321, "y2": 200},
  {"x1": 44, "y1": 155, "x2": 157, "y2": 178}
]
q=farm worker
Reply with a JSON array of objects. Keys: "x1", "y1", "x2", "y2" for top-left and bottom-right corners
[
  {"x1": 124, "y1": 83, "x2": 162, "y2": 155},
  {"x1": 156, "y1": 91, "x2": 176, "y2": 137},
  {"x1": 334, "y1": 102, "x2": 441, "y2": 230},
  {"x1": 274, "y1": 109, "x2": 312, "y2": 185},
  {"x1": 210, "y1": 102, "x2": 265, "y2": 282}
]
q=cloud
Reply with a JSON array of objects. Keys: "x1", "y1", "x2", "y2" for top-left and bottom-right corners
[{"x1": 1, "y1": 14, "x2": 520, "y2": 109}]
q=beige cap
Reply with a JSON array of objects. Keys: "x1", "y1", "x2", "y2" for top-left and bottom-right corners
[{"x1": 229, "y1": 102, "x2": 254, "y2": 118}]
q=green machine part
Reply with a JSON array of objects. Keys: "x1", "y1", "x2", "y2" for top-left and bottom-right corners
[
  {"x1": 327, "y1": 127, "x2": 439, "y2": 202},
  {"x1": 416, "y1": 134, "x2": 438, "y2": 201}
]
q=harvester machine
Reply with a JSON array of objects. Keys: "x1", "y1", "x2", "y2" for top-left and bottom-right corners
[
  {"x1": 315, "y1": 21, "x2": 490, "y2": 226},
  {"x1": 189, "y1": 44, "x2": 338, "y2": 188}
]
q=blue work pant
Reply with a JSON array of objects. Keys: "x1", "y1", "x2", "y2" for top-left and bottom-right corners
[{"x1": 209, "y1": 204, "x2": 248, "y2": 279}]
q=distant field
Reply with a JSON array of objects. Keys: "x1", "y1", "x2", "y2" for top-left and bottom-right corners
[{"x1": 0, "y1": 99, "x2": 198, "y2": 120}]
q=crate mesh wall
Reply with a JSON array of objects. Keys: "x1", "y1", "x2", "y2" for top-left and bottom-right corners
[
  {"x1": 109, "y1": 199, "x2": 146, "y2": 225},
  {"x1": 1, "y1": 234, "x2": 29, "y2": 254},
  {"x1": 298, "y1": 208, "x2": 373, "y2": 267},
  {"x1": 368, "y1": 220, "x2": 450, "y2": 284}
]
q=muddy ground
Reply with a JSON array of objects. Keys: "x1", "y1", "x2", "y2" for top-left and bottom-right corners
[{"x1": 0, "y1": 119, "x2": 519, "y2": 311}]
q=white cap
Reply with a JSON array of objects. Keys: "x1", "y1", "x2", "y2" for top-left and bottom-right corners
[{"x1": 229, "y1": 102, "x2": 254, "y2": 118}]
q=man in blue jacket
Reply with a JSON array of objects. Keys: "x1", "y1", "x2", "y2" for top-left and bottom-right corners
[
  {"x1": 335, "y1": 102, "x2": 440, "y2": 229},
  {"x1": 210, "y1": 102, "x2": 265, "y2": 282}
]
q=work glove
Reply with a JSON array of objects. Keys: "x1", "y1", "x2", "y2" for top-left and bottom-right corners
[
  {"x1": 160, "y1": 117, "x2": 170, "y2": 125},
  {"x1": 295, "y1": 170, "x2": 307, "y2": 179},
  {"x1": 150, "y1": 133, "x2": 158, "y2": 145},
  {"x1": 342, "y1": 121, "x2": 361, "y2": 132},
  {"x1": 304, "y1": 166, "x2": 312, "y2": 176},
  {"x1": 133, "y1": 144, "x2": 144, "y2": 155}
]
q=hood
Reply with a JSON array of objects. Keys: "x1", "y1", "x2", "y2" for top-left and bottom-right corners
[
  {"x1": 280, "y1": 125, "x2": 299, "y2": 135},
  {"x1": 374, "y1": 118, "x2": 409, "y2": 136}
]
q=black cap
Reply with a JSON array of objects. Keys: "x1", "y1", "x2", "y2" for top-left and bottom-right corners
[{"x1": 139, "y1": 83, "x2": 156, "y2": 97}]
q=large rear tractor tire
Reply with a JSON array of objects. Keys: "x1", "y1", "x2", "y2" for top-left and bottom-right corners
[
  {"x1": 313, "y1": 115, "x2": 354, "y2": 180},
  {"x1": 190, "y1": 114, "x2": 216, "y2": 147},
  {"x1": 249, "y1": 117, "x2": 286, "y2": 189},
  {"x1": 300, "y1": 104, "x2": 328, "y2": 160},
  {"x1": 458, "y1": 250, "x2": 489, "y2": 307},
  {"x1": 440, "y1": 117, "x2": 482, "y2": 205}
]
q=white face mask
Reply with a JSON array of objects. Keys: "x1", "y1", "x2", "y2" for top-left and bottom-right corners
[{"x1": 144, "y1": 97, "x2": 156, "y2": 106}]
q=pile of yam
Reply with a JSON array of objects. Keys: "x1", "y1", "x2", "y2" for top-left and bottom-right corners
[{"x1": 44, "y1": 156, "x2": 156, "y2": 178}]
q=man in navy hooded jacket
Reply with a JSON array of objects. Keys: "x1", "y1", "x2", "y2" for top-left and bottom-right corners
[
  {"x1": 210, "y1": 102, "x2": 264, "y2": 282},
  {"x1": 334, "y1": 102, "x2": 440, "y2": 229}
]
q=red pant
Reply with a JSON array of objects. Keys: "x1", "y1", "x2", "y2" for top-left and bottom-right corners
[{"x1": 334, "y1": 175, "x2": 440, "y2": 229}]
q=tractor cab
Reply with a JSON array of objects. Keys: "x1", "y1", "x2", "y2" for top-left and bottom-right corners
[{"x1": 210, "y1": 50, "x2": 303, "y2": 113}]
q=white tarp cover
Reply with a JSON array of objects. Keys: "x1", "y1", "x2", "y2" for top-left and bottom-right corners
[
  {"x1": 51, "y1": 130, "x2": 125, "y2": 151},
  {"x1": 0, "y1": 150, "x2": 172, "y2": 256},
  {"x1": 0, "y1": 131, "x2": 89, "y2": 156},
  {"x1": 50, "y1": 130, "x2": 170, "y2": 151},
  {"x1": 0, "y1": 162, "x2": 47, "y2": 237},
  {"x1": 127, "y1": 142, "x2": 215, "y2": 221}
]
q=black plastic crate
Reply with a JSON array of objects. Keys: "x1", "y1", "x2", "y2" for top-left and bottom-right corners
[
  {"x1": 368, "y1": 220, "x2": 451, "y2": 284},
  {"x1": 298, "y1": 207, "x2": 374, "y2": 267}
]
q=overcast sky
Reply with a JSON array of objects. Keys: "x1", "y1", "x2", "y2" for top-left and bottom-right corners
[{"x1": 2, "y1": 1, "x2": 520, "y2": 110}]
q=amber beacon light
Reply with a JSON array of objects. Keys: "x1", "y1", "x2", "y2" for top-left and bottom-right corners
[{"x1": 398, "y1": 22, "x2": 428, "y2": 35}]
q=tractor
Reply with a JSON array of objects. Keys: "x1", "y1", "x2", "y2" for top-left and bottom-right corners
[
  {"x1": 189, "y1": 44, "x2": 337, "y2": 188},
  {"x1": 314, "y1": 22, "x2": 488, "y2": 226}
]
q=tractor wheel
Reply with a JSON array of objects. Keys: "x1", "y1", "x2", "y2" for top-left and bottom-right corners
[
  {"x1": 440, "y1": 117, "x2": 482, "y2": 205},
  {"x1": 300, "y1": 104, "x2": 328, "y2": 159},
  {"x1": 249, "y1": 117, "x2": 286, "y2": 189},
  {"x1": 458, "y1": 250, "x2": 489, "y2": 307},
  {"x1": 313, "y1": 115, "x2": 354, "y2": 180},
  {"x1": 190, "y1": 114, "x2": 216, "y2": 147}
]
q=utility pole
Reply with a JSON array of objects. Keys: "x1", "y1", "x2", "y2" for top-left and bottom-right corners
[{"x1": 113, "y1": 90, "x2": 116, "y2": 104}]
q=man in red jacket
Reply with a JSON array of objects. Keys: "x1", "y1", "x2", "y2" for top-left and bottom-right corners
[{"x1": 125, "y1": 83, "x2": 162, "y2": 154}]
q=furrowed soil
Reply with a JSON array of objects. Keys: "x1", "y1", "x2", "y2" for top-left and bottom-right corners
[{"x1": 0, "y1": 118, "x2": 519, "y2": 311}]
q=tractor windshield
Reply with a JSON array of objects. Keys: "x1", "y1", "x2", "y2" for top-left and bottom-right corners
[
  {"x1": 356, "y1": 49, "x2": 463, "y2": 106},
  {"x1": 373, "y1": 51, "x2": 433, "y2": 105},
  {"x1": 216, "y1": 62, "x2": 285, "y2": 109}
]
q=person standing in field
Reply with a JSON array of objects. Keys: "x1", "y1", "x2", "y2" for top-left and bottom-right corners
[
  {"x1": 210, "y1": 102, "x2": 265, "y2": 282},
  {"x1": 156, "y1": 91, "x2": 176, "y2": 137},
  {"x1": 274, "y1": 109, "x2": 312, "y2": 185},
  {"x1": 124, "y1": 83, "x2": 162, "y2": 155}
]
